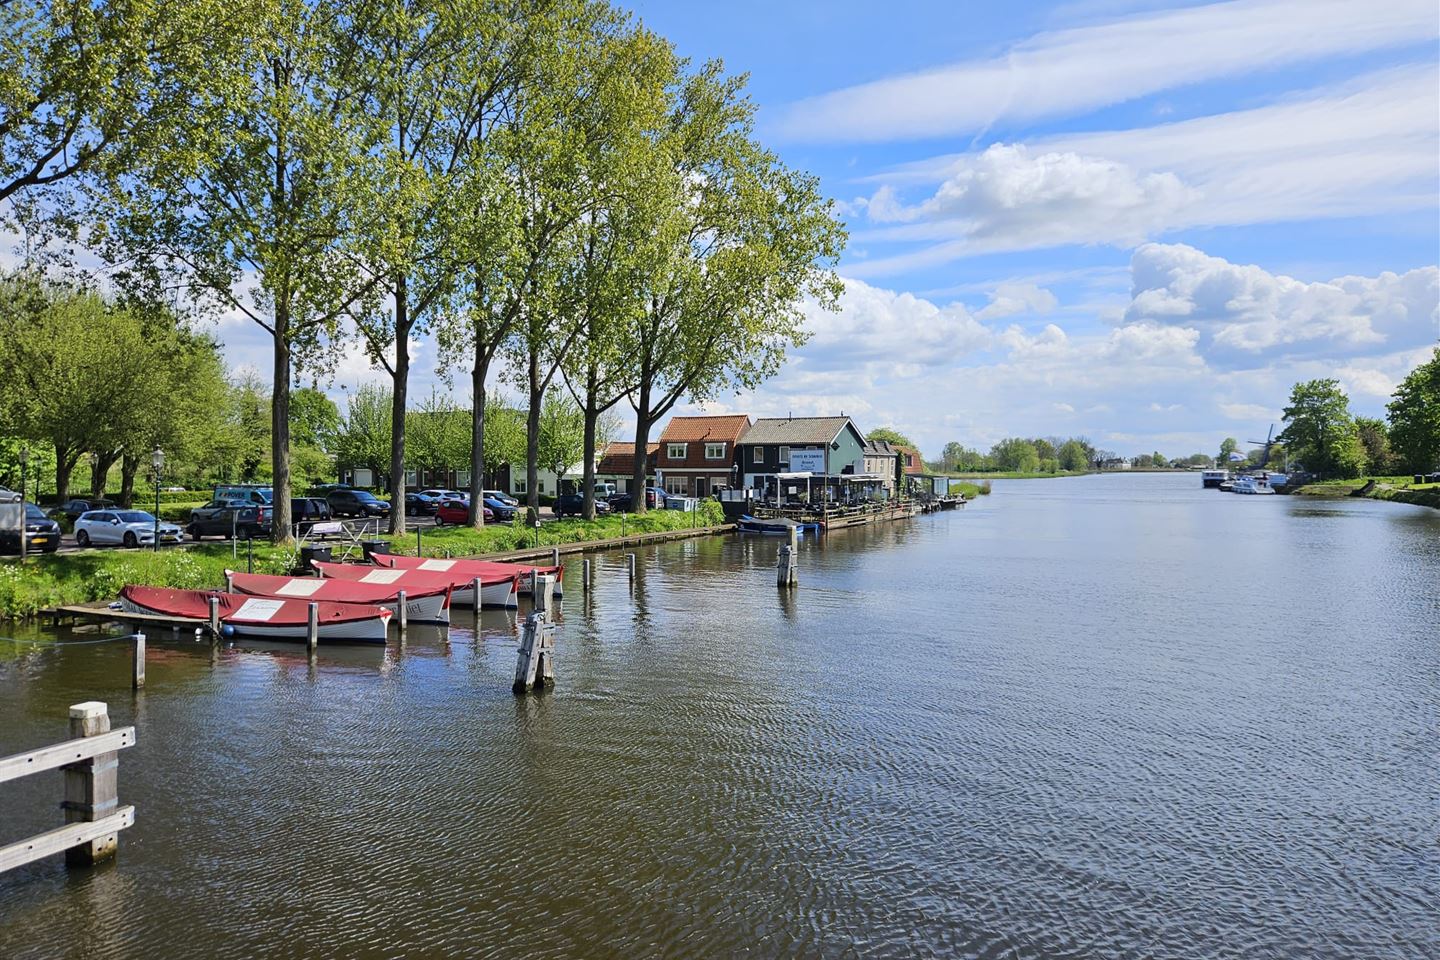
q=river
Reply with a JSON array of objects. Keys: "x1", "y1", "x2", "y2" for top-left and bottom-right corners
[{"x1": 1, "y1": 472, "x2": 1436, "y2": 959}]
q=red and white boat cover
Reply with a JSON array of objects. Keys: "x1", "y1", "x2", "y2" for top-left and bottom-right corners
[
  {"x1": 119, "y1": 585, "x2": 392, "y2": 643},
  {"x1": 310, "y1": 560, "x2": 518, "y2": 608},
  {"x1": 371, "y1": 553, "x2": 564, "y2": 595},
  {"x1": 226, "y1": 570, "x2": 452, "y2": 625}
]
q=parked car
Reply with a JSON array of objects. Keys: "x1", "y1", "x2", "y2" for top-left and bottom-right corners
[
  {"x1": 483, "y1": 496, "x2": 516, "y2": 521},
  {"x1": 213, "y1": 484, "x2": 273, "y2": 506},
  {"x1": 483, "y1": 489, "x2": 519, "y2": 507},
  {"x1": 554, "y1": 494, "x2": 611, "y2": 518},
  {"x1": 188, "y1": 499, "x2": 273, "y2": 540},
  {"x1": 50, "y1": 498, "x2": 119, "y2": 524},
  {"x1": 405, "y1": 492, "x2": 439, "y2": 516},
  {"x1": 605, "y1": 487, "x2": 667, "y2": 512},
  {"x1": 434, "y1": 499, "x2": 492, "y2": 525},
  {"x1": 75, "y1": 510, "x2": 184, "y2": 548},
  {"x1": 291, "y1": 498, "x2": 332, "y2": 527},
  {"x1": 326, "y1": 489, "x2": 391, "y2": 518},
  {"x1": 0, "y1": 486, "x2": 21, "y2": 503},
  {"x1": 419, "y1": 488, "x2": 465, "y2": 503},
  {"x1": 1, "y1": 503, "x2": 61, "y2": 553}
]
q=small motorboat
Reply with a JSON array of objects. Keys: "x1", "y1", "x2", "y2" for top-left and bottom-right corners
[
  {"x1": 1218, "y1": 480, "x2": 1236, "y2": 492},
  {"x1": 227, "y1": 570, "x2": 452, "y2": 625},
  {"x1": 119, "y1": 585, "x2": 392, "y2": 643},
  {"x1": 370, "y1": 553, "x2": 563, "y2": 597},
  {"x1": 736, "y1": 515, "x2": 819, "y2": 535},
  {"x1": 311, "y1": 560, "x2": 518, "y2": 608},
  {"x1": 1232, "y1": 475, "x2": 1276, "y2": 495},
  {"x1": 1201, "y1": 469, "x2": 1230, "y2": 488}
]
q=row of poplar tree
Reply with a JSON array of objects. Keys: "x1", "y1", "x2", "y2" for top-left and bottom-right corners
[{"x1": 1, "y1": 0, "x2": 846, "y2": 538}]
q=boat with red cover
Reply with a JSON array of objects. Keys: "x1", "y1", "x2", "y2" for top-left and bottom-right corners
[
  {"x1": 227, "y1": 570, "x2": 451, "y2": 625},
  {"x1": 371, "y1": 554, "x2": 564, "y2": 596},
  {"x1": 310, "y1": 560, "x2": 518, "y2": 608},
  {"x1": 119, "y1": 585, "x2": 392, "y2": 643}
]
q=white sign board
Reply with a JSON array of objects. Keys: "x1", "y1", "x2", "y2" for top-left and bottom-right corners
[
  {"x1": 418, "y1": 558, "x2": 456, "y2": 571},
  {"x1": 231, "y1": 598, "x2": 286, "y2": 622},
  {"x1": 360, "y1": 569, "x2": 406, "y2": 584},
  {"x1": 788, "y1": 449, "x2": 826, "y2": 474},
  {"x1": 275, "y1": 578, "x2": 326, "y2": 597}
]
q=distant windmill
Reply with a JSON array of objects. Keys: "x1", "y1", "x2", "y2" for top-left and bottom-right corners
[{"x1": 1248, "y1": 425, "x2": 1276, "y2": 467}]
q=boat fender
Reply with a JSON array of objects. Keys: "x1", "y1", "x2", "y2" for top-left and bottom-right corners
[{"x1": 221, "y1": 624, "x2": 236, "y2": 638}]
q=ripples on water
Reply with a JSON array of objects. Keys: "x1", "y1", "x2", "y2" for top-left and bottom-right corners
[{"x1": 1, "y1": 473, "x2": 1437, "y2": 958}]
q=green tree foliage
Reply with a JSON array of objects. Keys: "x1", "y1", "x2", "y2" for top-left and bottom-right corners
[
  {"x1": 479, "y1": 392, "x2": 527, "y2": 484},
  {"x1": 289, "y1": 388, "x2": 340, "y2": 451},
  {"x1": 201, "y1": 374, "x2": 272, "y2": 484},
  {"x1": 1353, "y1": 417, "x2": 1395, "y2": 475},
  {"x1": 406, "y1": 391, "x2": 472, "y2": 482},
  {"x1": 334, "y1": 383, "x2": 394, "y2": 481},
  {"x1": 867, "y1": 427, "x2": 916, "y2": 449},
  {"x1": 1387, "y1": 348, "x2": 1440, "y2": 473},
  {"x1": 537, "y1": 388, "x2": 586, "y2": 484},
  {"x1": 1218, "y1": 437, "x2": 1239, "y2": 464},
  {"x1": 102, "y1": 0, "x2": 382, "y2": 542},
  {"x1": 1057, "y1": 439, "x2": 1091, "y2": 472},
  {"x1": 0, "y1": 274, "x2": 227, "y2": 503},
  {"x1": 989, "y1": 437, "x2": 1041, "y2": 473},
  {"x1": 1277, "y1": 379, "x2": 1366, "y2": 478}
]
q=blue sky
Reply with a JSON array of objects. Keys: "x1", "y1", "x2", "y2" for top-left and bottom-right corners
[{"x1": 626, "y1": 0, "x2": 1440, "y2": 457}]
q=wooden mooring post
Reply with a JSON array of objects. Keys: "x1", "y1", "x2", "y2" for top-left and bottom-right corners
[
  {"x1": 471, "y1": 578, "x2": 482, "y2": 626},
  {"x1": 207, "y1": 596, "x2": 221, "y2": 639},
  {"x1": 551, "y1": 546, "x2": 560, "y2": 567},
  {"x1": 627, "y1": 553, "x2": 636, "y2": 580},
  {"x1": 306, "y1": 602, "x2": 319, "y2": 654},
  {"x1": 777, "y1": 527, "x2": 799, "y2": 588},
  {"x1": 513, "y1": 575, "x2": 557, "y2": 694},
  {"x1": 581, "y1": 558, "x2": 590, "y2": 592},
  {"x1": 131, "y1": 633, "x2": 145, "y2": 690},
  {"x1": 0, "y1": 702, "x2": 137, "y2": 873},
  {"x1": 224, "y1": 570, "x2": 234, "y2": 593},
  {"x1": 396, "y1": 589, "x2": 407, "y2": 636}
]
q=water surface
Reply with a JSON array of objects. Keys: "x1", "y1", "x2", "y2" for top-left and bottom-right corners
[{"x1": 2, "y1": 473, "x2": 1437, "y2": 958}]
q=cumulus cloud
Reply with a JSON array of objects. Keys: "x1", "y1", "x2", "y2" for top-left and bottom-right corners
[
  {"x1": 797, "y1": 276, "x2": 994, "y2": 371},
  {"x1": 1124, "y1": 242, "x2": 1439, "y2": 360},
  {"x1": 977, "y1": 281, "x2": 1059, "y2": 319},
  {"x1": 774, "y1": 0, "x2": 1437, "y2": 142}
]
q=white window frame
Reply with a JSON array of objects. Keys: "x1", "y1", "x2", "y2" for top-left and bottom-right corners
[
  {"x1": 779, "y1": 445, "x2": 790, "y2": 465},
  {"x1": 667, "y1": 442, "x2": 687, "y2": 460},
  {"x1": 514, "y1": 478, "x2": 527, "y2": 494},
  {"x1": 665, "y1": 476, "x2": 687, "y2": 495},
  {"x1": 751, "y1": 447, "x2": 763, "y2": 466},
  {"x1": 704, "y1": 442, "x2": 726, "y2": 460}
]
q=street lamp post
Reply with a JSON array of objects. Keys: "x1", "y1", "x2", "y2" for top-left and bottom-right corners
[
  {"x1": 151, "y1": 447, "x2": 165, "y2": 551},
  {"x1": 19, "y1": 445, "x2": 29, "y2": 561}
]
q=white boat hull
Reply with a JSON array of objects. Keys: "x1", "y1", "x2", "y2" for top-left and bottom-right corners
[
  {"x1": 449, "y1": 580, "x2": 517, "y2": 609},
  {"x1": 380, "y1": 592, "x2": 449, "y2": 625},
  {"x1": 119, "y1": 599, "x2": 391, "y2": 643}
]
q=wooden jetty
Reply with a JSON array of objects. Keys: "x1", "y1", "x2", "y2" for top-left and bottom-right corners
[
  {"x1": 0, "y1": 702, "x2": 136, "y2": 873},
  {"x1": 753, "y1": 500, "x2": 918, "y2": 531}
]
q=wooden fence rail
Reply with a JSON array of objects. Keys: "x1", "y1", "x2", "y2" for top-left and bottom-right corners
[{"x1": 0, "y1": 702, "x2": 137, "y2": 873}]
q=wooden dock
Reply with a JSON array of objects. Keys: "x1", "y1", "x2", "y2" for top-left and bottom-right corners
[{"x1": 43, "y1": 602, "x2": 205, "y2": 632}]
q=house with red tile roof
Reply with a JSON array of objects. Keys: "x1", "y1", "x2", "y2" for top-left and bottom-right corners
[
  {"x1": 654, "y1": 414, "x2": 752, "y2": 496},
  {"x1": 892, "y1": 444, "x2": 926, "y2": 476},
  {"x1": 596, "y1": 442, "x2": 659, "y2": 492}
]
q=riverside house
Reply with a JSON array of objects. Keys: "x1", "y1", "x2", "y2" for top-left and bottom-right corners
[
  {"x1": 596, "y1": 442, "x2": 659, "y2": 492},
  {"x1": 861, "y1": 439, "x2": 901, "y2": 496},
  {"x1": 654, "y1": 415, "x2": 752, "y2": 497},
  {"x1": 736, "y1": 416, "x2": 877, "y2": 502}
]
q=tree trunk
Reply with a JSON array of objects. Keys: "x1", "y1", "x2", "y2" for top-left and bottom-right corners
[
  {"x1": 271, "y1": 322, "x2": 294, "y2": 545},
  {"x1": 388, "y1": 276, "x2": 409, "y2": 536},
  {"x1": 469, "y1": 342, "x2": 489, "y2": 528},
  {"x1": 630, "y1": 383, "x2": 652, "y2": 516},
  {"x1": 54, "y1": 449, "x2": 78, "y2": 506},
  {"x1": 119, "y1": 454, "x2": 140, "y2": 509},
  {"x1": 90, "y1": 450, "x2": 119, "y2": 499},
  {"x1": 525, "y1": 342, "x2": 541, "y2": 512}
]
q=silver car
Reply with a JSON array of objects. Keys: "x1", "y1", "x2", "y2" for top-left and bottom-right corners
[
  {"x1": 75, "y1": 510, "x2": 185, "y2": 548},
  {"x1": 0, "y1": 486, "x2": 21, "y2": 503}
]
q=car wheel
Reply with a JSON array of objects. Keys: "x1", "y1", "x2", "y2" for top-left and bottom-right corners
[
  {"x1": 76, "y1": 529, "x2": 90, "y2": 547},
  {"x1": 123, "y1": 531, "x2": 138, "y2": 549},
  {"x1": 186, "y1": 524, "x2": 200, "y2": 540}
]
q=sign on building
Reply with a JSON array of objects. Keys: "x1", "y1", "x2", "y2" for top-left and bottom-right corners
[{"x1": 788, "y1": 449, "x2": 826, "y2": 473}]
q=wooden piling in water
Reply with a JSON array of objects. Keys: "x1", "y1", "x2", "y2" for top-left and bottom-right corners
[
  {"x1": 208, "y1": 596, "x2": 220, "y2": 639},
  {"x1": 512, "y1": 608, "x2": 556, "y2": 694},
  {"x1": 307, "y1": 602, "x2": 319, "y2": 653},
  {"x1": 627, "y1": 553, "x2": 636, "y2": 579},
  {"x1": 551, "y1": 546, "x2": 560, "y2": 567},
  {"x1": 582, "y1": 558, "x2": 590, "y2": 592},
  {"x1": 64, "y1": 702, "x2": 120, "y2": 866},
  {"x1": 224, "y1": 571, "x2": 234, "y2": 593},
  {"x1": 777, "y1": 545, "x2": 798, "y2": 588},
  {"x1": 131, "y1": 633, "x2": 145, "y2": 690},
  {"x1": 396, "y1": 589, "x2": 407, "y2": 635},
  {"x1": 471, "y1": 578, "x2": 482, "y2": 626},
  {"x1": 533, "y1": 574, "x2": 554, "y2": 620}
]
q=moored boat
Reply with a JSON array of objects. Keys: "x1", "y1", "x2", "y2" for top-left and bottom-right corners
[
  {"x1": 1201, "y1": 469, "x2": 1230, "y2": 488},
  {"x1": 370, "y1": 553, "x2": 563, "y2": 597},
  {"x1": 119, "y1": 585, "x2": 392, "y2": 643},
  {"x1": 737, "y1": 515, "x2": 818, "y2": 535},
  {"x1": 311, "y1": 560, "x2": 518, "y2": 608},
  {"x1": 1232, "y1": 475, "x2": 1276, "y2": 495},
  {"x1": 227, "y1": 570, "x2": 451, "y2": 625}
]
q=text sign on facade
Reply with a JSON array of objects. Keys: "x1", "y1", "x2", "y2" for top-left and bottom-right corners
[{"x1": 788, "y1": 449, "x2": 826, "y2": 474}]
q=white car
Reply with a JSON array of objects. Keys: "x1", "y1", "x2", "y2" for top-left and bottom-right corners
[
  {"x1": 483, "y1": 489, "x2": 519, "y2": 507},
  {"x1": 75, "y1": 509, "x2": 185, "y2": 548},
  {"x1": 0, "y1": 486, "x2": 21, "y2": 503}
]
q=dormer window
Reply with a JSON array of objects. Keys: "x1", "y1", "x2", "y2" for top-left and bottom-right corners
[
  {"x1": 667, "y1": 443, "x2": 687, "y2": 460},
  {"x1": 705, "y1": 442, "x2": 726, "y2": 460}
]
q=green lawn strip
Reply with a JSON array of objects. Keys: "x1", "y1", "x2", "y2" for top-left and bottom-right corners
[{"x1": 392, "y1": 502, "x2": 728, "y2": 557}]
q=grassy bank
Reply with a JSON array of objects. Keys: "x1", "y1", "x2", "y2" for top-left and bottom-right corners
[
  {"x1": 1291, "y1": 477, "x2": 1440, "y2": 510},
  {"x1": 0, "y1": 503, "x2": 730, "y2": 619}
]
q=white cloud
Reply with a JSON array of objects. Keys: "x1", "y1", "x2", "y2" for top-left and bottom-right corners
[
  {"x1": 1219, "y1": 402, "x2": 1276, "y2": 421},
  {"x1": 1124, "y1": 242, "x2": 1439, "y2": 360},
  {"x1": 977, "y1": 280, "x2": 1059, "y2": 319},
  {"x1": 774, "y1": 0, "x2": 1437, "y2": 142},
  {"x1": 847, "y1": 66, "x2": 1438, "y2": 275},
  {"x1": 797, "y1": 276, "x2": 994, "y2": 371}
]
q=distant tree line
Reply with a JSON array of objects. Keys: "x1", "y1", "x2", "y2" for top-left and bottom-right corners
[{"x1": 1, "y1": 0, "x2": 845, "y2": 541}]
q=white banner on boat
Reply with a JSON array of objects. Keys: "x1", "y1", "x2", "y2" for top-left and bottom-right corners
[
  {"x1": 360, "y1": 569, "x2": 405, "y2": 584},
  {"x1": 275, "y1": 579, "x2": 325, "y2": 597},
  {"x1": 232, "y1": 598, "x2": 286, "y2": 622},
  {"x1": 418, "y1": 559, "x2": 456, "y2": 571}
]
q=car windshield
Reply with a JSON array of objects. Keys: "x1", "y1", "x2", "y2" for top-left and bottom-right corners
[
  {"x1": 355, "y1": 492, "x2": 381, "y2": 502},
  {"x1": 117, "y1": 511, "x2": 155, "y2": 523},
  {"x1": 24, "y1": 504, "x2": 46, "y2": 521}
]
